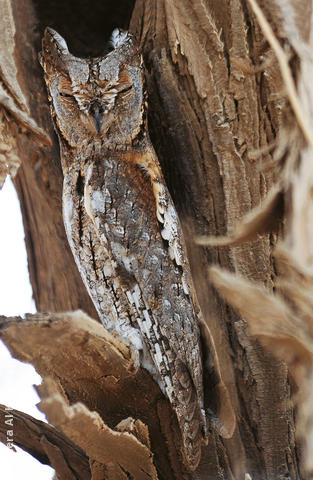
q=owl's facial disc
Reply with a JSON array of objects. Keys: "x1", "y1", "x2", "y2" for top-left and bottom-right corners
[{"x1": 41, "y1": 27, "x2": 144, "y2": 147}]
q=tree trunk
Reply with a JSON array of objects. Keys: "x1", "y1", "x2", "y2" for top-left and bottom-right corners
[{"x1": 1, "y1": 0, "x2": 312, "y2": 478}]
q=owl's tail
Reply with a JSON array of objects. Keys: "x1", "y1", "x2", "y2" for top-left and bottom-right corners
[{"x1": 173, "y1": 358, "x2": 207, "y2": 470}]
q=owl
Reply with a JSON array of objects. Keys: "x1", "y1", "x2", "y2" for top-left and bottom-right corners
[{"x1": 40, "y1": 27, "x2": 207, "y2": 469}]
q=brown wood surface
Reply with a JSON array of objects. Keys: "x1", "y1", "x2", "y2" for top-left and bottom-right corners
[{"x1": 1, "y1": 0, "x2": 312, "y2": 478}]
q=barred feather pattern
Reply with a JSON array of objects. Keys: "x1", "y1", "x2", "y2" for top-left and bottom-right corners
[{"x1": 41, "y1": 26, "x2": 206, "y2": 469}]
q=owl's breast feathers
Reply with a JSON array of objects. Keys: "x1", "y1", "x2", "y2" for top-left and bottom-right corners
[{"x1": 74, "y1": 146, "x2": 207, "y2": 468}]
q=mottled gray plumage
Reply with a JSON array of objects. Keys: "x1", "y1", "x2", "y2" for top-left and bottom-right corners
[{"x1": 40, "y1": 27, "x2": 206, "y2": 469}]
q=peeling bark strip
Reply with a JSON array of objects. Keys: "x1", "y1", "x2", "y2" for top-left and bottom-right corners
[
  {"x1": 0, "y1": 403, "x2": 91, "y2": 480},
  {"x1": 0, "y1": 0, "x2": 51, "y2": 186},
  {"x1": 1, "y1": 0, "x2": 312, "y2": 478},
  {"x1": 39, "y1": 379, "x2": 158, "y2": 480},
  {"x1": 0, "y1": 312, "x2": 186, "y2": 478},
  {"x1": 210, "y1": 253, "x2": 313, "y2": 473},
  {"x1": 205, "y1": 0, "x2": 313, "y2": 473}
]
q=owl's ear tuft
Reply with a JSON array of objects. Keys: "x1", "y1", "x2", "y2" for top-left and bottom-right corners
[
  {"x1": 110, "y1": 28, "x2": 130, "y2": 49},
  {"x1": 44, "y1": 27, "x2": 69, "y2": 55}
]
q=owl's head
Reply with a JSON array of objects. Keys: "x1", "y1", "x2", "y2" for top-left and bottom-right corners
[{"x1": 40, "y1": 28, "x2": 145, "y2": 149}]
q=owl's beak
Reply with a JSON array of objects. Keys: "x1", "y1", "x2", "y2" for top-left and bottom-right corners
[
  {"x1": 90, "y1": 104, "x2": 103, "y2": 133},
  {"x1": 93, "y1": 107, "x2": 103, "y2": 134}
]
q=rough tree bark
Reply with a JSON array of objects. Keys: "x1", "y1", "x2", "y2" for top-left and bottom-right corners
[{"x1": 0, "y1": 0, "x2": 312, "y2": 479}]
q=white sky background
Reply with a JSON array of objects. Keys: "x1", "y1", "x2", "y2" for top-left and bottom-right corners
[{"x1": 0, "y1": 177, "x2": 54, "y2": 479}]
